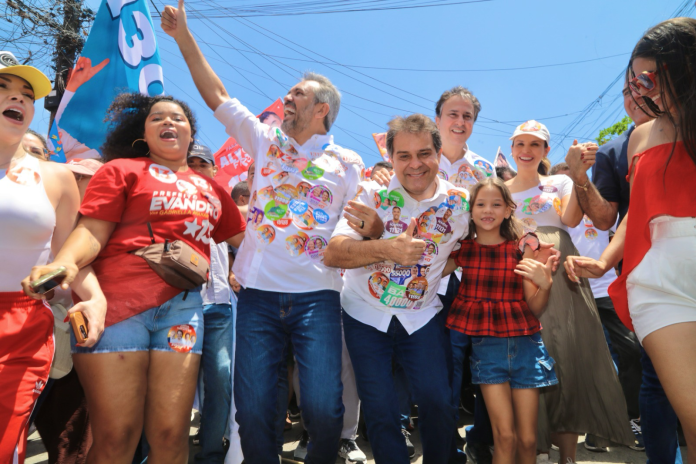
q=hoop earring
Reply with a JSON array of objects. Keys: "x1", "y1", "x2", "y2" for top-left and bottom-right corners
[{"x1": 132, "y1": 138, "x2": 146, "y2": 148}]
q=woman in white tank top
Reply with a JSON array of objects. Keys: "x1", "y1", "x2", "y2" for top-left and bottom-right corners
[{"x1": 0, "y1": 51, "x2": 105, "y2": 463}]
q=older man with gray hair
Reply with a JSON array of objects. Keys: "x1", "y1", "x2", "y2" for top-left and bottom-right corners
[{"x1": 162, "y1": 1, "x2": 381, "y2": 462}]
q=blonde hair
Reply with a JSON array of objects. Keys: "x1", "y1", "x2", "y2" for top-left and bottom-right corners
[{"x1": 466, "y1": 177, "x2": 522, "y2": 242}]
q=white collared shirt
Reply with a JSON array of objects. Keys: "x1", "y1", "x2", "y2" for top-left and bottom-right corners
[
  {"x1": 215, "y1": 99, "x2": 365, "y2": 293},
  {"x1": 437, "y1": 145, "x2": 496, "y2": 294},
  {"x1": 201, "y1": 240, "x2": 235, "y2": 305},
  {"x1": 333, "y1": 176, "x2": 470, "y2": 334}
]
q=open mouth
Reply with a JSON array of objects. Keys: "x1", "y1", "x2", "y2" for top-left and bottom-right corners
[
  {"x1": 2, "y1": 108, "x2": 23, "y2": 122},
  {"x1": 284, "y1": 106, "x2": 296, "y2": 118},
  {"x1": 518, "y1": 156, "x2": 533, "y2": 162},
  {"x1": 160, "y1": 129, "x2": 177, "y2": 140},
  {"x1": 452, "y1": 129, "x2": 465, "y2": 134}
]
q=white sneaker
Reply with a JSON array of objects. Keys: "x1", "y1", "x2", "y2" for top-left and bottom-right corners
[
  {"x1": 338, "y1": 438, "x2": 367, "y2": 463},
  {"x1": 536, "y1": 453, "x2": 552, "y2": 464}
]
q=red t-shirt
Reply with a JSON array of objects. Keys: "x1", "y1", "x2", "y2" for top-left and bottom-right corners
[{"x1": 80, "y1": 158, "x2": 245, "y2": 326}]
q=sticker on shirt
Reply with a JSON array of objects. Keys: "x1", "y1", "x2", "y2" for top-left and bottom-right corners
[
  {"x1": 420, "y1": 241, "x2": 439, "y2": 264},
  {"x1": 416, "y1": 206, "x2": 454, "y2": 243},
  {"x1": 286, "y1": 232, "x2": 308, "y2": 256},
  {"x1": 267, "y1": 144, "x2": 283, "y2": 159},
  {"x1": 583, "y1": 215, "x2": 594, "y2": 228},
  {"x1": 390, "y1": 265, "x2": 421, "y2": 285},
  {"x1": 176, "y1": 179, "x2": 198, "y2": 196},
  {"x1": 274, "y1": 128, "x2": 289, "y2": 148},
  {"x1": 258, "y1": 186, "x2": 275, "y2": 203},
  {"x1": 167, "y1": 324, "x2": 197, "y2": 353},
  {"x1": 272, "y1": 171, "x2": 291, "y2": 185},
  {"x1": 257, "y1": 225, "x2": 276, "y2": 245},
  {"x1": 6, "y1": 162, "x2": 40, "y2": 186},
  {"x1": 305, "y1": 235, "x2": 327, "y2": 262},
  {"x1": 379, "y1": 281, "x2": 408, "y2": 309},
  {"x1": 313, "y1": 208, "x2": 329, "y2": 224},
  {"x1": 406, "y1": 277, "x2": 428, "y2": 302},
  {"x1": 553, "y1": 197, "x2": 562, "y2": 216},
  {"x1": 274, "y1": 184, "x2": 297, "y2": 205},
  {"x1": 352, "y1": 186, "x2": 364, "y2": 202},
  {"x1": 473, "y1": 159, "x2": 494, "y2": 177},
  {"x1": 296, "y1": 181, "x2": 312, "y2": 200},
  {"x1": 309, "y1": 185, "x2": 333, "y2": 209},
  {"x1": 521, "y1": 195, "x2": 552, "y2": 215},
  {"x1": 382, "y1": 190, "x2": 405, "y2": 210},
  {"x1": 264, "y1": 201, "x2": 288, "y2": 222},
  {"x1": 293, "y1": 206, "x2": 318, "y2": 230},
  {"x1": 384, "y1": 206, "x2": 408, "y2": 235},
  {"x1": 302, "y1": 162, "x2": 325, "y2": 180},
  {"x1": 538, "y1": 181, "x2": 558, "y2": 193},
  {"x1": 438, "y1": 169, "x2": 448, "y2": 181},
  {"x1": 149, "y1": 163, "x2": 177, "y2": 184},
  {"x1": 260, "y1": 162, "x2": 276, "y2": 177},
  {"x1": 452, "y1": 165, "x2": 478, "y2": 188},
  {"x1": 190, "y1": 175, "x2": 211, "y2": 192},
  {"x1": 368, "y1": 272, "x2": 390, "y2": 299},
  {"x1": 520, "y1": 217, "x2": 538, "y2": 233},
  {"x1": 281, "y1": 157, "x2": 308, "y2": 174},
  {"x1": 585, "y1": 228, "x2": 598, "y2": 240},
  {"x1": 248, "y1": 207, "x2": 265, "y2": 230},
  {"x1": 446, "y1": 189, "x2": 470, "y2": 215}
]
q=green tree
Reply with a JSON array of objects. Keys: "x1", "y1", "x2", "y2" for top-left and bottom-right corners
[{"x1": 595, "y1": 115, "x2": 633, "y2": 146}]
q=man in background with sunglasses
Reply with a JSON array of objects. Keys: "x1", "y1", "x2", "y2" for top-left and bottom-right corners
[{"x1": 566, "y1": 79, "x2": 684, "y2": 462}]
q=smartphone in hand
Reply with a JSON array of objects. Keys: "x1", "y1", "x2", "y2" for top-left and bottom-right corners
[
  {"x1": 30, "y1": 266, "x2": 67, "y2": 295},
  {"x1": 70, "y1": 312, "x2": 89, "y2": 345}
]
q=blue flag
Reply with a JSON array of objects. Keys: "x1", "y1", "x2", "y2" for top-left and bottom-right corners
[{"x1": 50, "y1": 0, "x2": 164, "y2": 161}]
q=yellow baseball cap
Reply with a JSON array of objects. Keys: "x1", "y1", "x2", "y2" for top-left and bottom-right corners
[{"x1": 0, "y1": 51, "x2": 52, "y2": 100}]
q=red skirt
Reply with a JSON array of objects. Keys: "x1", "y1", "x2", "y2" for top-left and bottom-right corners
[{"x1": 0, "y1": 291, "x2": 54, "y2": 463}]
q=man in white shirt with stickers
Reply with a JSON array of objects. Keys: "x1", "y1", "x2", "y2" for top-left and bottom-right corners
[
  {"x1": 324, "y1": 114, "x2": 470, "y2": 464},
  {"x1": 163, "y1": 3, "x2": 383, "y2": 463}
]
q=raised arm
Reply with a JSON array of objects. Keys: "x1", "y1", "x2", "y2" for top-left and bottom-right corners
[
  {"x1": 161, "y1": 0, "x2": 230, "y2": 111},
  {"x1": 561, "y1": 140, "x2": 598, "y2": 228},
  {"x1": 324, "y1": 218, "x2": 425, "y2": 269}
]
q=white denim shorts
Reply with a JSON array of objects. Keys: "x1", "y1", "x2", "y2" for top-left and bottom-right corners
[{"x1": 627, "y1": 216, "x2": 696, "y2": 343}]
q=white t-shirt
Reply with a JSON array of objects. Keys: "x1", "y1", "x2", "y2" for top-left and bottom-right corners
[
  {"x1": 568, "y1": 215, "x2": 618, "y2": 299},
  {"x1": 511, "y1": 175, "x2": 573, "y2": 233},
  {"x1": 333, "y1": 176, "x2": 470, "y2": 335},
  {"x1": 215, "y1": 99, "x2": 364, "y2": 293},
  {"x1": 437, "y1": 146, "x2": 495, "y2": 294}
]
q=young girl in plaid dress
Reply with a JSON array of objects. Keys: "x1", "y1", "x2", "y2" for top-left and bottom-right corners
[{"x1": 443, "y1": 177, "x2": 558, "y2": 464}]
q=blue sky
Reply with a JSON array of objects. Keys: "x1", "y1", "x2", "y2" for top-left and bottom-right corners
[{"x1": 28, "y1": 0, "x2": 696, "y2": 169}]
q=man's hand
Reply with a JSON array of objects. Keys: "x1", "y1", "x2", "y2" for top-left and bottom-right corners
[
  {"x1": 371, "y1": 169, "x2": 393, "y2": 187},
  {"x1": 564, "y1": 256, "x2": 610, "y2": 282},
  {"x1": 344, "y1": 200, "x2": 384, "y2": 239},
  {"x1": 65, "y1": 57, "x2": 109, "y2": 92},
  {"x1": 565, "y1": 139, "x2": 598, "y2": 183},
  {"x1": 387, "y1": 218, "x2": 426, "y2": 266},
  {"x1": 228, "y1": 271, "x2": 241, "y2": 292},
  {"x1": 161, "y1": 0, "x2": 188, "y2": 40}
]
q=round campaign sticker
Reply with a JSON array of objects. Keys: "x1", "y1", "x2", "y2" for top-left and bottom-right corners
[
  {"x1": 302, "y1": 163, "x2": 325, "y2": 180},
  {"x1": 274, "y1": 217, "x2": 293, "y2": 228},
  {"x1": 376, "y1": 190, "x2": 389, "y2": 209},
  {"x1": 368, "y1": 272, "x2": 390, "y2": 299},
  {"x1": 296, "y1": 181, "x2": 312, "y2": 200},
  {"x1": 420, "y1": 241, "x2": 439, "y2": 264},
  {"x1": 309, "y1": 185, "x2": 333, "y2": 208},
  {"x1": 274, "y1": 184, "x2": 297, "y2": 205},
  {"x1": 313, "y1": 208, "x2": 329, "y2": 224},
  {"x1": 176, "y1": 179, "x2": 198, "y2": 196},
  {"x1": 293, "y1": 206, "x2": 318, "y2": 230},
  {"x1": 585, "y1": 228, "x2": 598, "y2": 240},
  {"x1": 388, "y1": 191, "x2": 405, "y2": 208},
  {"x1": 521, "y1": 217, "x2": 538, "y2": 233},
  {"x1": 447, "y1": 189, "x2": 469, "y2": 215},
  {"x1": 283, "y1": 157, "x2": 308, "y2": 173},
  {"x1": 553, "y1": 197, "x2": 562, "y2": 216},
  {"x1": 167, "y1": 324, "x2": 197, "y2": 353},
  {"x1": 286, "y1": 232, "x2": 308, "y2": 256},
  {"x1": 267, "y1": 144, "x2": 282, "y2": 159},
  {"x1": 258, "y1": 186, "x2": 275, "y2": 202},
  {"x1": 305, "y1": 235, "x2": 327, "y2": 262},
  {"x1": 384, "y1": 206, "x2": 409, "y2": 235},
  {"x1": 473, "y1": 159, "x2": 494, "y2": 177},
  {"x1": 406, "y1": 277, "x2": 428, "y2": 302},
  {"x1": 454, "y1": 165, "x2": 477, "y2": 187},
  {"x1": 521, "y1": 195, "x2": 552, "y2": 215},
  {"x1": 149, "y1": 163, "x2": 177, "y2": 184},
  {"x1": 273, "y1": 171, "x2": 291, "y2": 185},
  {"x1": 539, "y1": 184, "x2": 558, "y2": 193},
  {"x1": 190, "y1": 175, "x2": 211, "y2": 191},
  {"x1": 264, "y1": 201, "x2": 288, "y2": 221},
  {"x1": 289, "y1": 199, "x2": 309, "y2": 215},
  {"x1": 248, "y1": 207, "x2": 265, "y2": 230},
  {"x1": 583, "y1": 215, "x2": 594, "y2": 228},
  {"x1": 256, "y1": 225, "x2": 276, "y2": 245},
  {"x1": 438, "y1": 169, "x2": 448, "y2": 181}
]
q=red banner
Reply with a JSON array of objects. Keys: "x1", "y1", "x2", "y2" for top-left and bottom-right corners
[{"x1": 214, "y1": 98, "x2": 284, "y2": 193}]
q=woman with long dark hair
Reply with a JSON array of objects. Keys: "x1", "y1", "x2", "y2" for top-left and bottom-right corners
[
  {"x1": 567, "y1": 17, "x2": 696, "y2": 461},
  {"x1": 23, "y1": 92, "x2": 245, "y2": 463}
]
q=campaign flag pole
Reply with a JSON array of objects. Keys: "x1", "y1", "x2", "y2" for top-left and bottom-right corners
[{"x1": 47, "y1": 0, "x2": 164, "y2": 161}]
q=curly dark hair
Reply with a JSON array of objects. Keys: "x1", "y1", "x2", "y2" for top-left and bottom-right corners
[{"x1": 101, "y1": 92, "x2": 197, "y2": 162}]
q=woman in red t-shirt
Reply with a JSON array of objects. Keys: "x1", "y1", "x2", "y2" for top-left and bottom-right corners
[
  {"x1": 24, "y1": 92, "x2": 245, "y2": 462},
  {"x1": 566, "y1": 18, "x2": 696, "y2": 460}
]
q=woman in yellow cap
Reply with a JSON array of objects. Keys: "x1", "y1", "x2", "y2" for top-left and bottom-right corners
[{"x1": 0, "y1": 51, "x2": 106, "y2": 462}]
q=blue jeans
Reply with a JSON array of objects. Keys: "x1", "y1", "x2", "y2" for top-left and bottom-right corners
[
  {"x1": 235, "y1": 288, "x2": 344, "y2": 464},
  {"x1": 344, "y1": 311, "x2": 456, "y2": 464},
  {"x1": 641, "y1": 347, "x2": 683, "y2": 464},
  {"x1": 196, "y1": 303, "x2": 235, "y2": 464}
]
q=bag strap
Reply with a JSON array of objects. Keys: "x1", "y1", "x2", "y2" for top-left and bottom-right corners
[{"x1": 147, "y1": 222, "x2": 156, "y2": 244}]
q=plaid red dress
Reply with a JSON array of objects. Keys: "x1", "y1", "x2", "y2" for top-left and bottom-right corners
[{"x1": 447, "y1": 239, "x2": 542, "y2": 337}]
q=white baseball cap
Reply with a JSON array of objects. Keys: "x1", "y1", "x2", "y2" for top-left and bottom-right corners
[
  {"x1": 510, "y1": 120, "x2": 550, "y2": 143},
  {"x1": 0, "y1": 51, "x2": 52, "y2": 100}
]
